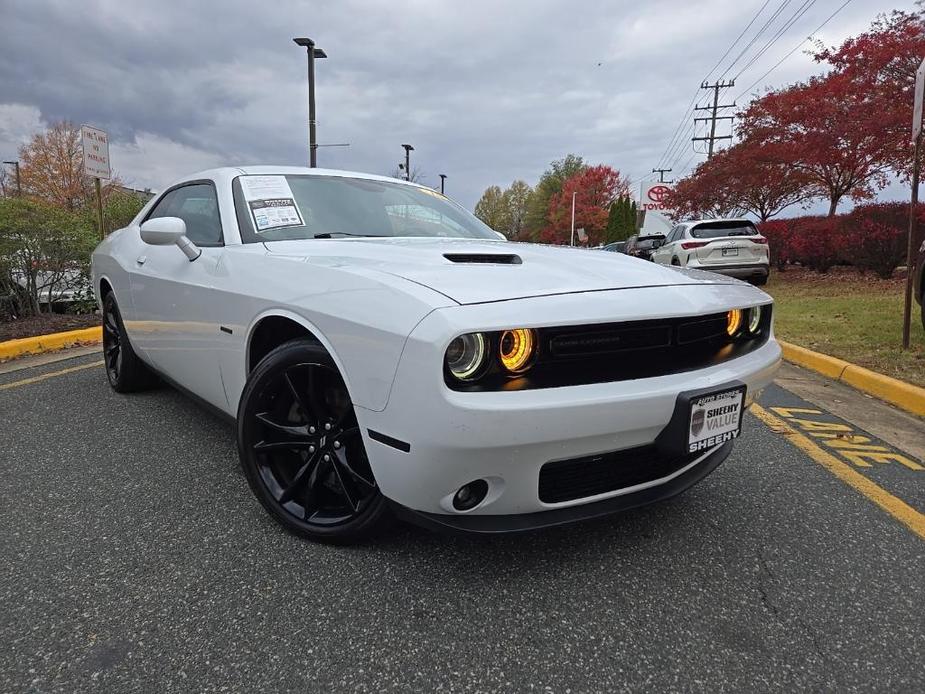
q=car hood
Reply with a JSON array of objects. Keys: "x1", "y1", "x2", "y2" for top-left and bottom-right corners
[{"x1": 263, "y1": 237, "x2": 737, "y2": 305}]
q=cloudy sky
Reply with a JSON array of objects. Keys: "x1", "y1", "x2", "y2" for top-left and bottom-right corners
[{"x1": 0, "y1": 0, "x2": 912, "y2": 211}]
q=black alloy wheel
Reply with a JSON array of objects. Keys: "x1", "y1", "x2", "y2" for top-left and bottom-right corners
[
  {"x1": 238, "y1": 339, "x2": 389, "y2": 543},
  {"x1": 101, "y1": 293, "x2": 157, "y2": 393},
  {"x1": 102, "y1": 296, "x2": 122, "y2": 385}
]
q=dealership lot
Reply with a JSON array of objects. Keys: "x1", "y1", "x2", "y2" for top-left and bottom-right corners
[{"x1": 2, "y1": 353, "x2": 924, "y2": 692}]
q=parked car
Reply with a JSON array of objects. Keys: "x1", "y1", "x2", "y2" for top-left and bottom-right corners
[
  {"x1": 601, "y1": 241, "x2": 626, "y2": 253},
  {"x1": 91, "y1": 166, "x2": 780, "y2": 544},
  {"x1": 651, "y1": 219, "x2": 769, "y2": 285},
  {"x1": 624, "y1": 234, "x2": 666, "y2": 261}
]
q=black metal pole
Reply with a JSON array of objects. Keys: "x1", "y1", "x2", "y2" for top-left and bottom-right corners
[
  {"x1": 439, "y1": 174, "x2": 446, "y2": 194},
  {"x1": 307, "y1": 45, "x2": 318, "y2": 168}
]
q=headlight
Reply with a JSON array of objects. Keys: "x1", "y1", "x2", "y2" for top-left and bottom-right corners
[
  {"x1": 726, "y1": 309, "x2": 744, "y2": 337},
  {"x1": 499, "y1": 328, "x2": 536, "y2": 374},
  {"x1": 446, "y1": 332, "x2": 488, "y2": 381},
  {"x1": 747, "y1": 306, "x2": 763, "y2": 334}
]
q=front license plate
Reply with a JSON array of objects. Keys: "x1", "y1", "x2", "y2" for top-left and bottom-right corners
[
  {"x1": 687, "y1": 387, "x2": 744, "y2": 453},
  {"x1": 722, "y1": 247, "x2": 739, "y2": 257}
]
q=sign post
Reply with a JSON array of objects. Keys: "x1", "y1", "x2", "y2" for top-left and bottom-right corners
[
  {"x1": 80, "y1": 124, "x2": 111, "y2": 240},
  {"x1": 903, "y1": 58, "x2": 925, "y2": 350}
]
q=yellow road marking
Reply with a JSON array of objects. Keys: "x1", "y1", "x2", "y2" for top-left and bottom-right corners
[
  {"x1": 0, "y1": 360, "x2": 103, "y2": 391},
  {"x1": 751, "y1": 403, "x2": 925, "y2": 541}
]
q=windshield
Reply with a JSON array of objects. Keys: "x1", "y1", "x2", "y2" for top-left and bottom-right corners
[
  {"x1": 691, "y1": 221, "x2": 758, "y2": 239},
  {"x1": 233, "y1": 174, "x2": 498, "y2": 243}
]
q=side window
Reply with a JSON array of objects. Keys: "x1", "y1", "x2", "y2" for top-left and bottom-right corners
[{"x1": 147, "y1": 183, "x2": 223, "y2": 246}]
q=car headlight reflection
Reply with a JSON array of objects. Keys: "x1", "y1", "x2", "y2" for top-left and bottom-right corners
[
  {"x1": 445, "y1": 332, "x2": 487, "y2": 381},
  {"x1": 499, "y1": 328, "x2": 536, "y2": 374}
]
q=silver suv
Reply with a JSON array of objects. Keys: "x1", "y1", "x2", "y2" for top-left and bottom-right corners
[{"x1": 651, "y1": 219, "x2": 769, "y2": 286}]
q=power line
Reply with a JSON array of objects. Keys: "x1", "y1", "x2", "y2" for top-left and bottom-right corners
[
  {"x1": 735, "y1": 0, "x2": 854, "y2": 100},
  {"x1": 655, "y1": 0, "x2": 779, "y2": 170},
  {"x1": 704, "y1": 0, "x2": 773, "y2": 80},
  {"x1": 719, "y1": 0, "x2": 794, "y2": 79},
  {"x1": 733, "y1": 0, "x2": 820, "y2": 80}
]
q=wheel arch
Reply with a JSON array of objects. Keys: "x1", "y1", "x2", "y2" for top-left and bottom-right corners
[
  {"x1": 245, "y1": 310, "x2": 355, "y2": 395},
  {"x1": 98, "y1": 275, "x2": 114, "y2": 305}
]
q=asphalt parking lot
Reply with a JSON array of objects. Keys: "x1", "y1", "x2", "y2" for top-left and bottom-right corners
[{"x1": 2, "y1": 351, "x2": 924, "y2": 693}]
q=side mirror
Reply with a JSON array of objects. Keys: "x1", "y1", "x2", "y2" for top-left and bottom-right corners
[{"x1": 140, "y1": 217, "x2": 201, "y2": 261}]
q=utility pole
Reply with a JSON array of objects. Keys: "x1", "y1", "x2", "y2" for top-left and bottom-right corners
[
  {"x1": 3, "y1": 160, "x2": 21, "y2": 196},
  {"x1": 692, "y1": 80, "x2": 735, "y2": 159},
  {"x1": 570, "y1": 191, "x2": 577, "y2": 246},
  {"x1": 439, "y1": 174, "x2": 446, "y2": 194},
  {"x1": 651, "y1": 167, "x2": 672, "y2": 183},
  {"x1": 293, "y1": 38, "x2": 327, "y2": 167},
  {"x1": 401, "y1": 144, "x2": 414, "y2": 181}
]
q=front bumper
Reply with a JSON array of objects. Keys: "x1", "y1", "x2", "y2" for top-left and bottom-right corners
[
  {"x1": 356, "y1": 285, "x2": 781, "y2": 525},
  {"x1": 389, "y1": 441, "x2": 733, "y2": 534}
]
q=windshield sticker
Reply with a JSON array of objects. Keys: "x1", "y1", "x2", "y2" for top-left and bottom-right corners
[{"x1": 240, "y1": 175, "x2": 304, "y2": 232}]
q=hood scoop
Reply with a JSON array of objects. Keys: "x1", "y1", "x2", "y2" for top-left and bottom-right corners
[{"x1": 443, "y1": 253, "x2": 522, "y2": 265}]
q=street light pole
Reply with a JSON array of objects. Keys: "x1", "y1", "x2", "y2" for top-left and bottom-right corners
[
  {"x1": 570, "y1": 191, "x2": 577, "y2": 246},
  {"x1": 439, "y1": 174, "x2": 446, "y2": 194},
  {"x1": 401, "y1": 144, "x2": 414, "y2": 181},
  {"x1": 3, "y1": 160, "x2": 21, "y2": 196},
  {"x1": 293, "y1": 38, "x2": 327, "y2": 168}
]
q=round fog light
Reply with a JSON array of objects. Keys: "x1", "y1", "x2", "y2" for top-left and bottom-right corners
[{"x1": 453, "y1": 479, "x2": 489, "y2": 510}]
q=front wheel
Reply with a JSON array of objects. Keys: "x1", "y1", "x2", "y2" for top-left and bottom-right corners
[
  {"x1": 102, "y1": 293, "x2": 158, "y2": 392},
  {"x1": 237, "y1": 339, "x2": 390, "y2": 544}
]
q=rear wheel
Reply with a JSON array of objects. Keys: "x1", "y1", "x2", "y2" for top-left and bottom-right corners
[
  {"x1": 237, "y1": 339, "x2": 390, "y2": 544},
  {"x1": 752, "y1": 274, "x2": 768, "y2": 287},
  {"x1": 671, "y1": 258, "x2": 681, "y2": 266},
  {"x1": 102, "y1": 293, "x2": 158, "y2": 392}
]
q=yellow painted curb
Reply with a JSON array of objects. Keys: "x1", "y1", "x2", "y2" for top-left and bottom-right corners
[
  {"x1": 779, "y1": 340, "x2": 925, "y2": 418},
  {"x1": 0, "y1": 326, "x2": 102, "y2": 362}
]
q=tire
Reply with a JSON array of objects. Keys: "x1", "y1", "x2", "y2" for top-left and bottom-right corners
[
  {"x1": 671, "y1": 258, "x2": 681, "y2": 266},
  {"x1": 237, "y1": 338, "x2": 390, "y2": 544},
  {"x1": 102, "y1": 293, "x2": 158, "y2": 393},
  {"x1": 752, "y1": 274, "x2": 768, "y2": 287}
]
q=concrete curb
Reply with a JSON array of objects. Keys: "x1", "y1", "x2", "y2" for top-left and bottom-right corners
[
  {"x1": 779, "y1": 340, "x2": 925, "y2": 418},
  {"x1": 0, "y1": 326, "x2": 102, "y2": 362}
]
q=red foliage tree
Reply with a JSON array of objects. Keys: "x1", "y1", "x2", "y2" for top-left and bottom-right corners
[
  {"x1": 543, "y1": 165, "x2": 629, "y2": 245},
  {"x1": 670, "y1": 142, "x2": 813, "y2": 222},
  {"x1": 739, "y1": 71, "x2": 894, "y2": 216},
  {"x1": 813, "y1": 10, "x2": 925, "y2": 179}
]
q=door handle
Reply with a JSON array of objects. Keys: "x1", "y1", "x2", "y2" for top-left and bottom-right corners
[{"x1": 136, "y1": 256, "x2": 146, "y2": 265}]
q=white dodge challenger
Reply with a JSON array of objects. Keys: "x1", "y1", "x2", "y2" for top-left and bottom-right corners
[{"x1": 91, "y1": 166, "x2": 781, "y2": 543}]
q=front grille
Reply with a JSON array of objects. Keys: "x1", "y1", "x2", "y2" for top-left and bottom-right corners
[
  {"x1": 538, "y1": 445, "x2": 699, "y2": 503},
  {"x1": 446, "y1": 306, "x2": 772, "y2": 392}
]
